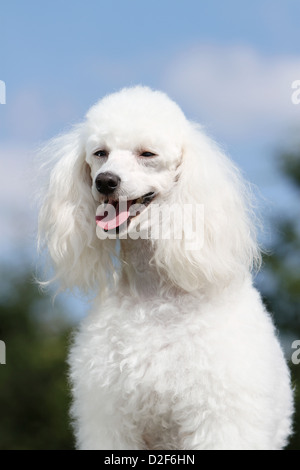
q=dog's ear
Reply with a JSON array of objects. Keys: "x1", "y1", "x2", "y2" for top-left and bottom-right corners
[
  {"x1": 152, "y1": 123, "x2": 261, "y2": 292},
  {"x1": 38, "y1": 124, "x2": 116, "y2": 294}
]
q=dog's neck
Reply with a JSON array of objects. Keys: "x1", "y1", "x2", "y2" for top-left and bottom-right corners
[
  {"x1": 118, "y1": 238, "x2": 225, "y2": 301},
  {"x1": 119, "y1": 238, "x2": 173, "y2": 298}
]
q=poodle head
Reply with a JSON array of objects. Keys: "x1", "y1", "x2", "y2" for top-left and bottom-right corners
[
  {"x1": 38, "y1": 86, "x2": 260, "y2": 294},
  {"x1": 85, "y1": 87, "x2": 188, "y2": 238}
]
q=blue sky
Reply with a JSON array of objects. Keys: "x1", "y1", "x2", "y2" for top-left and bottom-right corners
[
  {"x1": 0, "y1": 0, "x2": 300, "y2": 272},
  {"x1": 1, "y1": 1, "x2": 299, "y2": 141}
]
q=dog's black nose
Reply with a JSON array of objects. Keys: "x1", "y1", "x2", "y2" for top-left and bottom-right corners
[{"x1": 95, "y1": 172, "x2": 121, "y2": 195}]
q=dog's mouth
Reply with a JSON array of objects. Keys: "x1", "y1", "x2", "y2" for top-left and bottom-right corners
[{"x1": 95, "y1": 192, "x2": 156, "y2": 232}]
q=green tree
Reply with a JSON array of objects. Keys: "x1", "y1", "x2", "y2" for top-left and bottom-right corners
[
  {"x1": 259, "y1": 147, "x2": 300, "y2": 450},
  {"x1": 0, "y1": 268, "x2": 74, "y2": 450}
]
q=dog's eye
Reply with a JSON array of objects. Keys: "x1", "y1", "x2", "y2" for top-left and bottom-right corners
[
  {"x1": 140, "y1": 151, "x2": 156, "y2": 157},
  {"x1": 94, "y1": 150, "x2": 108, "y2": 158}
]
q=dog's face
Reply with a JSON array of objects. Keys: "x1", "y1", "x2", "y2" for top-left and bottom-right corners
[
  {"x1": 38, "y1": 86, "x2": 259, "y2": 292},
  {"x1": 84, "y1": 87, "x2": 187, "y2": 236}
]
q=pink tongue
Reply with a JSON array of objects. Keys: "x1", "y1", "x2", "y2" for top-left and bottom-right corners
[{"x1": 96, "y1": 201, "x2": 132, "y2": 231}]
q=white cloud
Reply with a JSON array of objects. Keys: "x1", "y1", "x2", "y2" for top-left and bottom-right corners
[
  {"x1": 163, "y1": 44, "x2": 300, "y2": 141},
  {"x1": 3, "y1": 86, "x2": 78, "y2": 144},
  {"x1": 7, "y1": 89, "x2": 48, "y2": 140},
  {"x1": 0, "y1": 88, "x2": 77, "y2": 256},
  {"x1": 0, "y1": 145, "x2": 37, "y2": 252}
]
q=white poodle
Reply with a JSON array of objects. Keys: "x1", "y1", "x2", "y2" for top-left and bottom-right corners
[{"x1": 38, "y1": 86, "x2": 293, "y2": 450}]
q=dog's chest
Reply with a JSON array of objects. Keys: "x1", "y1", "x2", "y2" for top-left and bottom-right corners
[{"x1": 78, "y1": 297, "x2": 208, "y2": 399}]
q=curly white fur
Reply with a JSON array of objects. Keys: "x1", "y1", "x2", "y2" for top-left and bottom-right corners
[{"x1": 38, "y1": 86, "x2": 293, "y2": 450}]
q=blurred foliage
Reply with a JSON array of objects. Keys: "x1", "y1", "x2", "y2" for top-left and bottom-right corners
[
  {"x1": 259, "y1": 147, "x2": 300, "y2": 450},
  {"x1": 0, "y1": 270, "x2": 74, "y2": 450},
  {"x1": 279, "y1": 150, "x2": 300, "y2": 189}
]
